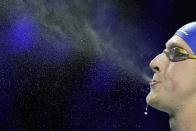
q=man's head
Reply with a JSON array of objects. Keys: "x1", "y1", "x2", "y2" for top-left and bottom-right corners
[{"x1": 146, "y1": 22, "x2": 196, "y2": 114}]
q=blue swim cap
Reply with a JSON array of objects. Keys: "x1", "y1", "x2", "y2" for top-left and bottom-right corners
[{"x1": 175, "y1": 22, "x2": 196, "y2": 54}]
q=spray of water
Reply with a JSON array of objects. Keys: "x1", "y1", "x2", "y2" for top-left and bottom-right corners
[
  {"x1": 21, "y1": 2, "x2": 147, "y2": 69},
  {"x1": 6, "y1": 0, "x2": 154, "y2": 117},
  {"x1": 142, "y1": 73, "x2": 152, "y2": 85},
  {"x1": 5, "y1": 0, "x2": 155, "y2": 94}
]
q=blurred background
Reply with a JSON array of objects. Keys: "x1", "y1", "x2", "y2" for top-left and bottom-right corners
[{"x1": 0, "y1": 0, "x2": 195, "y2": 131}]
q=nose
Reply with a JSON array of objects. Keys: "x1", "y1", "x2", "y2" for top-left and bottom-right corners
[{"x1": 149, "y1": 53, "x2": 166, "y2": 73}]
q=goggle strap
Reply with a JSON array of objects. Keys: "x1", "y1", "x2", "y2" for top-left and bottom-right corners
[{"x1": 188, "y1": 54, "x2": 196, "y2": 59}]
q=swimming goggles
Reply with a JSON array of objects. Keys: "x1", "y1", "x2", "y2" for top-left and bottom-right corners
[{"x1": 163, "y1": 47, "x2": 196, "y2": 62}]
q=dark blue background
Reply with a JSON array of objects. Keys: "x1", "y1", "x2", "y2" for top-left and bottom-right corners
[{"x1": 0, "y1": 0, "x2": 195, "y2": 131}]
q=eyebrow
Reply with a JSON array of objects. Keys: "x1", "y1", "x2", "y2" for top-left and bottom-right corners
[{"x1": 165, "y1": 42, "x2": 182, "y2": 49}]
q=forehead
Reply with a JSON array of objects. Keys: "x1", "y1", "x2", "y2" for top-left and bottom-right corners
[
  {"x1": 166, "y1": 36, "x2": 186, "y2": 48},
  {"x1": 165, "y1": 35, "x2": 193, "y2": 53}
]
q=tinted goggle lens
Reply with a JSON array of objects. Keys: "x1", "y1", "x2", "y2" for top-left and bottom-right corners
[{"x1": 164, "y1": 47, "x2": 189, "y2": 62}]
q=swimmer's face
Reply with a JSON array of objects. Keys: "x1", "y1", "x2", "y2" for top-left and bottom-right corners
[{"x1": 146, "y1": 35, "x2": 196, "y2": 113}]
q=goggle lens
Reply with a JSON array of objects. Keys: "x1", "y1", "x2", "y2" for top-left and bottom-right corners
[{"x1": 164, "y1": 47, "x2": 189, "y2": 62}]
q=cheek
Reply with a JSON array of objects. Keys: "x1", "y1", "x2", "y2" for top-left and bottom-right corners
[
  {"x1": 165, "y1": 62, "x2": 196, "y2": 92},
  {"x1": 164, "y1": 63, "x2": 186, "y2": 90}
]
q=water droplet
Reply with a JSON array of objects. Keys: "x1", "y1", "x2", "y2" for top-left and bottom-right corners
[{"x1": 144, "y1": 104, "x2": 148, "y2": 115}]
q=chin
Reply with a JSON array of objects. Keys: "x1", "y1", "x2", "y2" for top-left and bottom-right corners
[
  {"x1": 146, "y1": 93, "x2": 169, "y2": 113},
  {"x1": 146, "y1": 95, "x2": 170, "y2": 114}
]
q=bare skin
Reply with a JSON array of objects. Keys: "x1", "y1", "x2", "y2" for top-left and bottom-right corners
[{"x1": 146, "y1": 35, "x2": 196, "y2": 131}]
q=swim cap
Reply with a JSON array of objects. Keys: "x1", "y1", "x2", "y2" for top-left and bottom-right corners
[{"x1": 175, "y1": 22, "x2": 196, "y2": 54}]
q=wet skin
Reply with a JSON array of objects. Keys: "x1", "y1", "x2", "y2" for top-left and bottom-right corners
[{"x1": 146, "y1": 35, "x2": 196, "y2": 114}]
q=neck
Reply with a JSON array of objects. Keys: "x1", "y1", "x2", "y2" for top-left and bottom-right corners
[{"x1": 169, "y1": 99, "x2": 196, "y2": 131}]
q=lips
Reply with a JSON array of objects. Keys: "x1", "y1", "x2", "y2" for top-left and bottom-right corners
[{"x1": 149, "y1": 80, "x2": 161, "y2": 88}]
